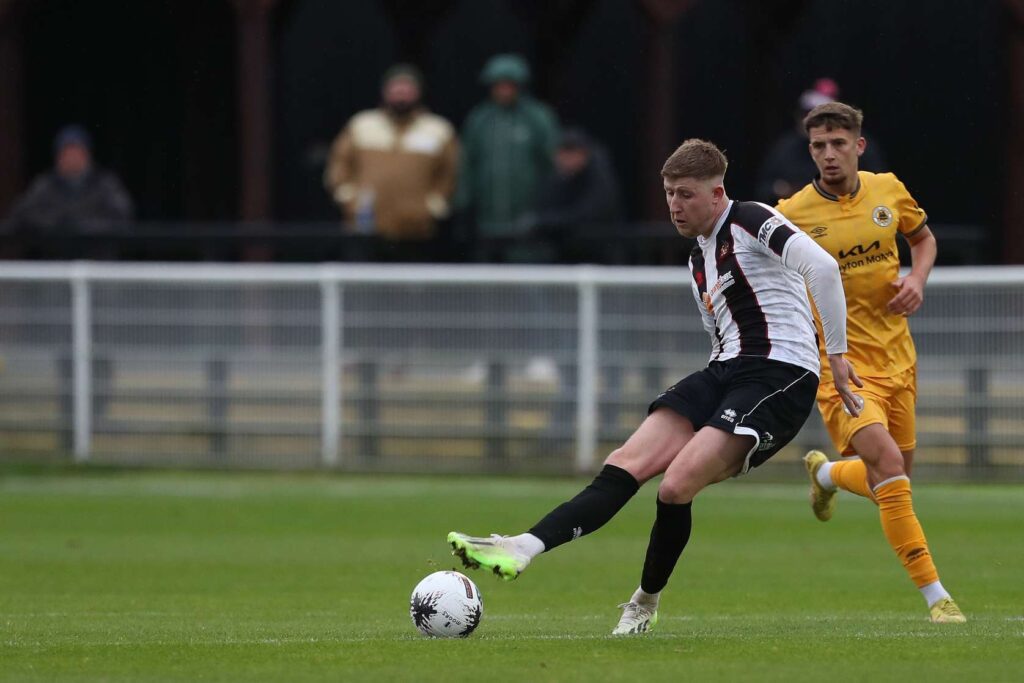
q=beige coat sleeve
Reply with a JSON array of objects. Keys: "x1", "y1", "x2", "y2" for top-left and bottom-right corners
[
  {"x1": 323, "y1": 126, "x2": 358, "y2": 209},
  {"x1": 426, "y1": 134, "x2": 460, "y2": 219}
]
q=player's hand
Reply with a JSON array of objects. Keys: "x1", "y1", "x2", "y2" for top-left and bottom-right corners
[
  {"x1": 828, "y1": 353, "x2": 864, "y2": 417},
  {"x1": 887, "y1": 275, "x2": 925, "y2": 316}
]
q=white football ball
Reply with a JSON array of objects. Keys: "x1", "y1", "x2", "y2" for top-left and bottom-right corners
[{"x1": 409, "y1": 570, "x2": 483, "y2": 638}]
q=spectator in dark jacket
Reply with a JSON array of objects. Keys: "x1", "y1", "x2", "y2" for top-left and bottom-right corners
[
  {"x1": 6, "y1": 125, "x2": 134, "y2": 234},
  {"x1": 526, "y1": 127, "x2": 622, "y2": 261}
]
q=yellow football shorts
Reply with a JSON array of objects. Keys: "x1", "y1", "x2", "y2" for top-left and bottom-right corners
[{"x1": 817, "y1": 365, "x2": 917, "y2": 455}]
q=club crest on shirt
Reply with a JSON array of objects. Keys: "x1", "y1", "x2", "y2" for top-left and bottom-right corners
[
  {"x1": 701, "y1": 292, "x2": 714, "y2": 315},
  {"x1": 719, "y1": 241, "x2": 730, "y2": 258},
  {"x1": 872, "y1": 206, "x2": 894, "y2": 227}
]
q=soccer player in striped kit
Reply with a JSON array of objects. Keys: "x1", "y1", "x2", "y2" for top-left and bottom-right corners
[
  {"x1": 777, "y1": 102, "x2": 964, "y2": 623},
  {"x1": 448, "y1": 138, "x2": 863, "y2": 634}
]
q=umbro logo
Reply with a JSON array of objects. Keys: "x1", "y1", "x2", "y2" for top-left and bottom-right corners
[{"x1": 906, "y1": 547, "x2": 929, "y2": 562}]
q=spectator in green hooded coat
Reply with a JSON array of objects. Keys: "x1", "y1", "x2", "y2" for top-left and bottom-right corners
[{"x1": 457, "y1": 54, "x2": 560, "y2": 259}]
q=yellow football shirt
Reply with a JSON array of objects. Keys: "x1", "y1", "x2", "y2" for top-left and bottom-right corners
[{"x1": 776, "y1": 171, "x2": 928, "y2": 381}]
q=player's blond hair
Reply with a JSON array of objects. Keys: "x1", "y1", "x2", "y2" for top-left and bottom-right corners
[
  {"x1": 661, "y1": 139, "x2": 728, "y2": 180},
  {"x1": 803, "y1": 102, "x2": 864, "y2": 135}
]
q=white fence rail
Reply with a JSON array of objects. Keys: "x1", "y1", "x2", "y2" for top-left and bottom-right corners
[{"x1": 2, "y1": 262, "x2": 1023, "y2": 477}]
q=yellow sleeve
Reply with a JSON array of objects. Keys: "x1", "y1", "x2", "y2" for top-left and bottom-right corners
[{"x1": 889, "y1": 174, "x2": 928, "y2": 236}]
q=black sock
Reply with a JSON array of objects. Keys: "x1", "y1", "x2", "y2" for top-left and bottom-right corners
[
  {"x1": 640, "y1": 498, "x2": 693, "y2": 594},
  {"x1": 528, "y1": 464, "x2": 640, "y2": 551}
]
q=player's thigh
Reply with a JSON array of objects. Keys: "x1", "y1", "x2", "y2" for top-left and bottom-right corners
[
  {"x1": 605, "y1": 407, "x2": 696, "y2": 485},
  {"x1": 658, "y1": 426, "x2": 752, "y2": 503},
  {"x1": 610, "y1": 366, "x2": 726, "y2": 484}
]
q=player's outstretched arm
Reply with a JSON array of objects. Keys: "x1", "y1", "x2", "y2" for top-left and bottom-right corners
[
  {"x1": 888, "y1": 225, "x2": 937, "y2": 316},
  {"x1": 784, "y1": 234, "x2": 864, "y2": 416}
]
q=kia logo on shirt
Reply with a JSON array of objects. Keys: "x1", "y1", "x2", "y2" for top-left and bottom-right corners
[{"x1": 838, "y1": 240, "x2": 881, "y2": 259}]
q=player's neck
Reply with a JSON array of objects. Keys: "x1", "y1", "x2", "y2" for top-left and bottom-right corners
[
  {"x1": 819, "y1": 174, "x2": 859, "y2": 198},
  {"x1": 698, "y1": 196, "x2": 730, "y2": 239}
]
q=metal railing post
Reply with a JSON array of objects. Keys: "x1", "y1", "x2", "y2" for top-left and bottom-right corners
[
  {"x1": 71, "y1": 269, "x2": 92, "y2": 462},
  {"x1": 321, "y1": 278, "x2": 341, "y2": 467},
  {"x1": 966, "y1": 366, "x2": 990, "y2": 472},
  {"x1": 575, "y1": 274, "x2": 599, "y2": 473}
]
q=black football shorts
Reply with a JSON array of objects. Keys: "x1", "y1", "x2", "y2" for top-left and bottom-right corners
[{"x1": 649, "y1": 356, "x2": 819, "y2": 474}]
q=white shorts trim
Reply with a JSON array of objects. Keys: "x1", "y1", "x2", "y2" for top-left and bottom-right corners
[
  {"x1": 731, "y1": 370, "x2": 813, "y2": 476},
  {"x1": 733, "y1": 425, "x2": 760, "y2": 476}
]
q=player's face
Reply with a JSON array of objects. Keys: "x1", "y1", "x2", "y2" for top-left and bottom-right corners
[
  {"x1": 663, "y1": 176, "x2": 725, "y2": 239},
  {"x1": 807, "y1": 126, "x2": 865, "y2": 192}
]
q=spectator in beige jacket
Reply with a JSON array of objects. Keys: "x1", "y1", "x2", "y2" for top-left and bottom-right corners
[{"x1": 324, "y1": 64, "x2": 459, "y2": 242}]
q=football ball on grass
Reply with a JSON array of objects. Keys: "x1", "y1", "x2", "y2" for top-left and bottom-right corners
[{"x1": 409, "y1": 570, "x2": 483, "y2": 637}]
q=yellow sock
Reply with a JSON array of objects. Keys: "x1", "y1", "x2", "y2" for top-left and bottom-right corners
[
  {"x1": 874, "y1": 477, "x2": 940, "y2": 588},
  {"x1": 830, "y1": 459, "x2": 873, "y2": 499}
]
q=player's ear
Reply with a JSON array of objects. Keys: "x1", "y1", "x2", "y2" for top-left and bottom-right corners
[
  {"x1": 856, "y1": 136, "x2": 866, "y2": 157},
  {"x1": 710, "y1": 179, "x2": 726, "y2": 201}
]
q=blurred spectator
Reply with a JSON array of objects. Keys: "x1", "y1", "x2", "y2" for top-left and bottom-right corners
[
  {"x1": 6, "y1": 125, "x2": 134, "y2": 234},
  {"x1": 323, "y1": 64, "x2": 459, "y2": 248},
  {"x1": 756, "y1": 78, "x2": 886, "y2": 203},
  {"x1": 525, "y1": 127, "x2": 622, "y2": 261},
  {"x1": 457, "y1": 53, "x2": 560, "y2": 260}
]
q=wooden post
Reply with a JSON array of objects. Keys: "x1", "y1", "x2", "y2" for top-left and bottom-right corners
[
  {"x1": 1004, "y1": 0, "x2": 1024, "y2": 263},
  {"x1": 636, "y1": 0, "x2": 695, "y2": 220},
  {"x1": 230, "y1": 0, "x2": 278, "y2": 221},
  {"x1": 0, "y1": 0, "x2": 26, "y2": 218}
]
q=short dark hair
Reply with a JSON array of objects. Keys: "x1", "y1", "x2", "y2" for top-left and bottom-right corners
[
  {"x1": 661, "y1": 139, "x2": 727, "y2": 180},
  {"x1": 803, "y1": 102, "x2": 863, "y2": 135}
]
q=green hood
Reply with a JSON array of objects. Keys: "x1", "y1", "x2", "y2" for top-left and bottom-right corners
[{"x1": 480, "y1": 54, "x2": 531, "y2": 85}]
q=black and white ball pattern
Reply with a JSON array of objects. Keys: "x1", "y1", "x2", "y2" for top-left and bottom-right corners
[{"x1": 409, "y1": 571, "x2": 483, "y2": 638}]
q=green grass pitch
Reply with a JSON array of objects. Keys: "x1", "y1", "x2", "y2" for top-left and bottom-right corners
[{"x1": 1, "y1": 469, "x2": 1022, "y2": 682}]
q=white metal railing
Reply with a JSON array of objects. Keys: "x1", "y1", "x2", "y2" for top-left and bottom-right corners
[{"x1": 2, "y1": 261, "x2": 1024, "y2": 475}]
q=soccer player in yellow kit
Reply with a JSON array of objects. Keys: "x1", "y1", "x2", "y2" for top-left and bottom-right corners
[{"x1": 777, "y1": 102, "x2": 965, "y2": 623}]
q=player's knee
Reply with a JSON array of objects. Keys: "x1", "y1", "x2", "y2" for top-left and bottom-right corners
[
  {"x1": 657, "y1": 476, "x2": 697, "y2": 505},
  {"x1": 604, "y1": 446, "x2": 631, "y2": 469},
  {"x1": 604, "y1": 446, "x2": 648, "y2": 483},
  {"x1": 866, "y1": 446, "x2": 905, "y2": 481}
]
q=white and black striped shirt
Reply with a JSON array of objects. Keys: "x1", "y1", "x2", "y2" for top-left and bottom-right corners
[{"x1": 689, "y1": 200, "x2": 846, "y2": 376}]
